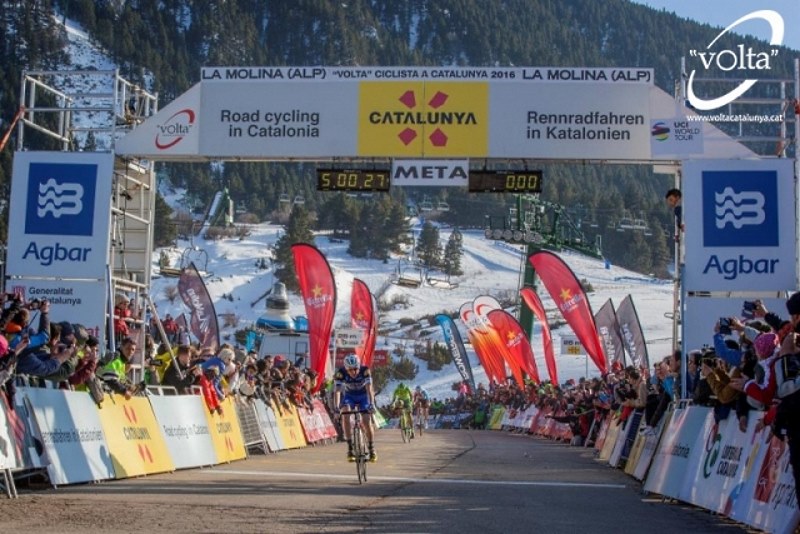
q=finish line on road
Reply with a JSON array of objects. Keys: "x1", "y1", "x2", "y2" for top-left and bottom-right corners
[{"x1": 209, "y1": 469, "x2": 628, "y2": 489}]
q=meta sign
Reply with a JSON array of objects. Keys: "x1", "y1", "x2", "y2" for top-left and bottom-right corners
[
  {"x1": 682, "y1": 159, "x2": 795, "y2": 291},
  {"x1": 7, "y1": 152, "x2": 113, "y2": 279}
]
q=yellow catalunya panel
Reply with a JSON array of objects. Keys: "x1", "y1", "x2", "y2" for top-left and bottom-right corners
[
  {"x1": 275, "y1": 403, "x2": 308, "y2": 449},
  {"x1": 204, "y1": 397, "x2": 247, "y2": 463},
  {"x1": 358, "y1": 82, "x2": 488, "y2": 157},
  {"x1": 98, "y1": 394, "x2": 174, "y2": 478}
]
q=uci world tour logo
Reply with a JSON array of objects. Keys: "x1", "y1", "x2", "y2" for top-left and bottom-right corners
[
  {"x1": 686, "y1": 10, "x2": 783, "y2": 111},
  {"x1": 651, "y1": 122, "x2": 670, "y2": 141}
]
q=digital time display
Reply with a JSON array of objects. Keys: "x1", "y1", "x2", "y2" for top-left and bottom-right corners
[
  {"x1": 316, "y1": 169, "x2": 390, "y2": 192},
  {"x1": 468, "y1": 170, "x2": 543, "y2": 193}
]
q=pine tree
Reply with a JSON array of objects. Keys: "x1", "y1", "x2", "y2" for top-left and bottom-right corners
[
  {"x1": 153, "y1": 192, "x2": 176, "y2": 247},
  {"x1": 273, "y1": 205, "x2": 315, "y2": 292},
  {"x1": 416, "y1": 221, "x2": 441, "y2": 270},
  {"x1": 442, "y1": 229, "x2": 464, "y2": 277}
]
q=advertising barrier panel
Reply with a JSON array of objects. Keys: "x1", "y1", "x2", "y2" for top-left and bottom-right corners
[
  {"x1": 148, "y1": 395, "x2": 217, "y2": 469},
  {"x1": 97, "y1": 394, "x2": 175, "y2": 478},
  {"x1": 21, "y1": 387, "x2": 114, "y2": 485}
]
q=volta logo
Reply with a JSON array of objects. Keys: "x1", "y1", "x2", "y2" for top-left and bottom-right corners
[
  {"x1": 650, "y1": 122, "x2": 670, "y2": 141},
  {"x1": 155, "y1": 108, "x2": 195, "y2": 149},
  {"x1": 686, "y1": 10, "x2": 783, "y2": 111},
  {"x1": 702, "y1": 170, "x2": 778, "y2": 247},
  {"x1": 25, "y1": 163, "x2": 97, "y2": 237}
]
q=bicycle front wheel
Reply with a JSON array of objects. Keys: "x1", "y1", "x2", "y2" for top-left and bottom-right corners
[{"x1": 354, "y1": 426, "x2": 367, "y2": 484}]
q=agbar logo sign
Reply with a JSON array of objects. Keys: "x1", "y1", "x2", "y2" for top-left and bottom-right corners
[
  {"x1": 358, "y1": 81, "x2": 488, "y2": 156},
  {"x1": 686, "y1": 10, "x2": 783, "y2": 111}
]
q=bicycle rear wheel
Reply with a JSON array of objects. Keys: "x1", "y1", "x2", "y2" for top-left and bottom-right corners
[{"x1": 416, "y1": 413, "x2": 424, "y2": 437}]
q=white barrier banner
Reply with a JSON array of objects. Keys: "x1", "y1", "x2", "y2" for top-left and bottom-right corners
[
  {"x1": 679, "y1": 412, "x2": 757, "y2": 512},
  {"x1": 0, "y1": 393, "x2": 19, "y2": 469},
  {"x1": 643, "y1": 406, "x2": 709, "y2": 498},
  {"x1": 520, "y1": 405, "x2": 537, "y2": 431},
  {"x1": 729, "y1": 430, "x2": 799, "y2": 533},
  {"x1": 21, "y1": 387, "x2": 114, "y2": 485},
  {"x1": 148, "y1": 395, "x2": 217, "y2": 469},
  {"x1": 254, "y1": 399, "x2": 284, "y2": 452}
]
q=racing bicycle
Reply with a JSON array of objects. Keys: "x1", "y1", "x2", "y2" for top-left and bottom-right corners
[
  {"x1": 341, "y1": 409, "x2": 371, "y2": 483},
  {"x1": 399, "y1": 407, "x2": 414, "y2": 443}
]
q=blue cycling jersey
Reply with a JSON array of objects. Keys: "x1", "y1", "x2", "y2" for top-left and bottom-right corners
[{"x1": 334, "y1": 365, "x2": 372, "y2": 394}]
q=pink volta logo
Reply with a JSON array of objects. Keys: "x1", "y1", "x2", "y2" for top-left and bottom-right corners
[{"x1": 155, "y1": 108, "x2": 196, "y2": 149}]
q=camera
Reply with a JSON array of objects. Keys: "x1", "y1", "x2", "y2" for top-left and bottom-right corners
[
  {"x1": 719, "y1": 317, "x2": 732, "y2": 336},
  {"x1": 742, "y1": 300, "x2": 757, "y2": 319}
]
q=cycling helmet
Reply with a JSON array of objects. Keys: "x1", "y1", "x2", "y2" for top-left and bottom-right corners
[
  {"x1": 344, "y1": 354, "x2": 360, "y2": 369},
  {"x1": 415, "y1": 385, "x2": 421, "y2": 391}
]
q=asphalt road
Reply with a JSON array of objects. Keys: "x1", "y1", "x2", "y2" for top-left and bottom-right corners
[{"x1": 1, "y1": 429, "x2": 750, "y2": 534}]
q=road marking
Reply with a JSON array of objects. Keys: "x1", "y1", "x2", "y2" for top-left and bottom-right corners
[{"x1": 209, "y1": 469, "x2": 627, "y2": 489}]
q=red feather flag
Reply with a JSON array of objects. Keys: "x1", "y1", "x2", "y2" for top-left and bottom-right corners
[
  {"x1": 351, "y1": 278, "x2": 376, "y2": 367},
  {"x1": 459, "y1": 302, "x2": 504, "y2": 385},
  {"x1": 520, "y1": 287, "x2": 558, "y2": 384},
  {"x1": 473, "y1": 295, "x2": 522, "y2": 386},
  {"x1": 292, "y1": 244, "x2": 337, "y2": 392},
  {"x1": 487, "y1": 309, "x2": 540, "y2": 384},
  {"x1": 528, "y1": 251, "x2": 607, "y2": 375}
]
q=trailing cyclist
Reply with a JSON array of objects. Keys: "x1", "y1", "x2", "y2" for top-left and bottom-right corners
[
  {"x1": 413, "y1": 385, "x2": 431, "y2": 430},
  {"x1": 333, "y1": 354, "x2": 378, "y2": 462},
  {"x1": 392, "y1": 382, "x2": 414, "y2": 438}
]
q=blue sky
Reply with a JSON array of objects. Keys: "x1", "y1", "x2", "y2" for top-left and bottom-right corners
[{"x1": 630, "y1": 0, "x2": 800, "y2": 51}]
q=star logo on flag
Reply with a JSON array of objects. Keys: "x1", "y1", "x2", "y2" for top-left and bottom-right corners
[
  {"x1": 355, "y1": 311, "x2": 365, "y2": 321},
  {"x1": 559, "y1": 288, "x2": 572, "y2": 302},
  {"x1": 312, "y1": 284, "x2": 323, "y2": 298},
  {"x1": 507, "y1": 331, "x2": 516, "y2": 341}
]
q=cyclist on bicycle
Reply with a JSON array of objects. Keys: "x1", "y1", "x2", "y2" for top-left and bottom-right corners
[
  {"x1": 392, "y1": 382, "x2": 414, "y2": 437},
  {"x1": 413, "y1": 385, "x2": 431, "y2": 429},
  {"x1": 333, "y1": 354, "x2": 378, "y2": 462}
]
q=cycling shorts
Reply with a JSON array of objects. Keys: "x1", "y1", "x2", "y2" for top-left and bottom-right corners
[{"x1": 341, "y1": 392, "x2": 372, "y2": 412}]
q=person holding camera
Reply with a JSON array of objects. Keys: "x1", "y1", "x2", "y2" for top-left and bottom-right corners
[
  {"x1": 15, "y1": 326, "x2": 75, "y2": 381},
  {"x1": 4, "y1": 298, "x2": 51, "y2": 354},
  {"x1": 161, "y1": 344, "x2": 201, "y2": 394}
]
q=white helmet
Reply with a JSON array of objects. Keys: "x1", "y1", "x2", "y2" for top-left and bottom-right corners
[{"x1": 344, "y1": 354, "x2": 360, "y2": 369}]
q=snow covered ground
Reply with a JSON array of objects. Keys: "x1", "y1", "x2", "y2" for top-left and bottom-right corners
[{"x1": 153, "y1": 187, "x2": 676, "y2": 405}]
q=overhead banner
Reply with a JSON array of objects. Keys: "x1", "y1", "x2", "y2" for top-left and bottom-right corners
[
  {"x1": 682, "y1": 159, "x2": 796, "y2": 291},
  {"x1": 117, "y1": 66, "x2": 653, "y2": 160},
  {"x1": 7, "y1": 151, "x2": 113, "y2": 279}
]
